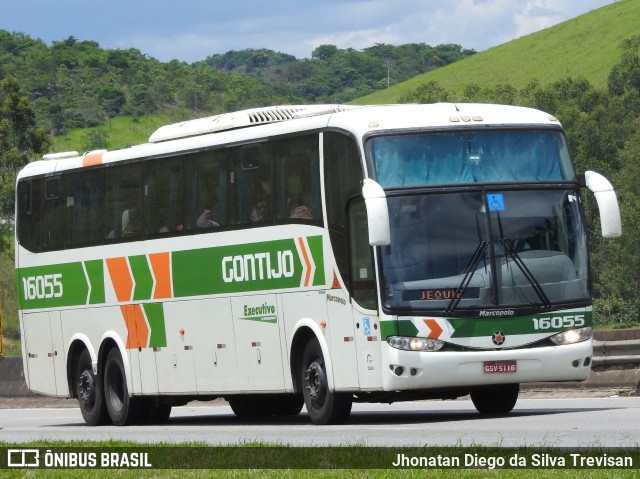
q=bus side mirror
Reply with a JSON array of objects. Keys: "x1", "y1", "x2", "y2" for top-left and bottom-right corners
[
  {"x1": 362, "y1": 179, "x2": 390, "y2": 246},
  {"x1": 583, "y1": 170, "x2": 622, "y2": 238}
]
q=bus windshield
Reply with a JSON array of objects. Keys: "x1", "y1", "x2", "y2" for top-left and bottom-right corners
[
  {"x1": 380, "y1": 189, "x2": 589, "y2": 313},
  {"x1": 369, "y1": 130, "x2": 574, "y2": 186}
]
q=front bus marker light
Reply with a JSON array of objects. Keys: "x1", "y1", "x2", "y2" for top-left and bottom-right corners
[
  {"x1": 388, "y1": 336, "x2": 444, "y2": 352},
  {"x1": 550, "y1": 327, "x2": 593, "y2": 346}
]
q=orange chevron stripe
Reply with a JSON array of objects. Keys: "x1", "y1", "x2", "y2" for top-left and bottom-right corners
[
  {"x1": 424, "y1": 319, "x2": 443, "y2": 339},
  {"x1": 121, "y1": 304, "x2": 149, "y2": 349},
  {"x1": 106, "y1": 257, "x2": 133, "y2": 303},
  {"x1": 149, "y1": 252, "x2": 172, "y2": 299},
  {"x1": 297, "y1": 237, "x2": 312, "y2": 287}
]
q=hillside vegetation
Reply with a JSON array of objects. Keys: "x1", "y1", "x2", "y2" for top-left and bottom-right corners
[
  {"x1": 0, "y1": 30, "x2": 473, "y2": 144},
  {"x1": 355, "y1": 0, "x2": 637, "y2": 104}
]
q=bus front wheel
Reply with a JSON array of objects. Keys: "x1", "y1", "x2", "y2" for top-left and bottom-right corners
[
  {"x1": 76, "y1": 349, "x2": 109, "y2": 426},
  {"x1": 470, "y1": 383, "x2": 519, "y2": 415},
  {"x1": 103, "y1": 348, "x2": 142, "y2": 426},
  {"x1": 301, "y1": 339, "x2": 352, "y2": 425}
]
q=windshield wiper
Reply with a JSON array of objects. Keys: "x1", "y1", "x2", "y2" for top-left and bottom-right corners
[
  {"x1": 500, "y1": 238, "x2": 552, "y2": 310},
  {"x1": 495, "y1": 211, "x2": 552, "y2": 310},
  {"x1": 445, "y1": 240, "x2": 487, "y2": 315}
]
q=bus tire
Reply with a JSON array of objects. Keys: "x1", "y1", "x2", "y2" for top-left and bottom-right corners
[
  {"x1": 103, "y1": 348, "x2": 141, "y2": 426},
  {"x1": 301, "y1": 339, "x2": 352, "y2": 425},
  {"x1": 76, "y1": 349, "x2": 109, "y2": 426},
  {"x1": 471, "y1": 383, "x2": 519, "y2": 415}
]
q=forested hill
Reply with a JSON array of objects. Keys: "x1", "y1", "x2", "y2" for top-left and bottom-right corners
[
  {"x1": 205, "y1": 44, "x2": 475, "y2": 100},
  {"x1": 356, "y1": 0, "x2": 638, "y2": 104},
  {"x1": 0, "y1": 31, "x2": 474, "y2": 136}
]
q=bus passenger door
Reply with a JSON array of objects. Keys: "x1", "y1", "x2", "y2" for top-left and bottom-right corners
[
  {"x1": 232, "y1": 294, "x2": 285, "y2": 391},
  {"x1": 325, "y1": 289, "x2": 360, "y2": 390},
  {"x1": 348, "y1": 197, "x2": 383, "y2": 389}
]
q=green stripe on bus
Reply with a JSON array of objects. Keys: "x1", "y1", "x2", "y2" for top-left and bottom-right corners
[
  {"x1": 380, "y1": 319, "x2": 418, "y2": 340},
  {"x1": 143, "y1": 303, "x2": 167, "y2": 348},
  {"x1": 84, "y1": 259, "x2": 105, "y2": 305},
  {"x1": 130, "y1": 255, "x2": 153, "y2": 301},
  {"x1": 307, "y1": 235, "x2": 325, "y2": 286},
  {"x1": 448, "y1": 310, "x2": 593, "y2": 337}
]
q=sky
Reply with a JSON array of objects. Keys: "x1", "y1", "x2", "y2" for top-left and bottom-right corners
[{"x1": 3, "y1": 0, "x2": 618, "y2": 63}]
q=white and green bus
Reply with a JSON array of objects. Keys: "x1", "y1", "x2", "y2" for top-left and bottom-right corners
[{"x1": 16, "y1": 103, "x2": 621, "y2": 426}]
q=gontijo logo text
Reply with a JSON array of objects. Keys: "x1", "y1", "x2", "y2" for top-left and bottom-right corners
[{"x1": 223, "y1": 250, "x2": 294, "y2": 283}]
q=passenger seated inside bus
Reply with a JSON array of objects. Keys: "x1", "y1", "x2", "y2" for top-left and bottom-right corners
[
  {"x1": 196, "y1": 202, "x2": 220, "y2": 229},
  {"x1": 288, "y1": 197, "x2": 313, "y2": 219},
  {"x1": 250, "y1": 200, "x2": 268, "y2": 222},
  {"x1": 121, "y1": 208, "x2": 140, "y2": 237}
]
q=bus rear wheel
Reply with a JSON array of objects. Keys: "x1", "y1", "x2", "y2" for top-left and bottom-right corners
[
  {"x1": 103, "y1": 348, "x2": 142, "y2": 426},
  {"x1": 76, "y1": 349, "x2": 109, "y2": 426},
  {"x1": 301, "y1": 339, "x2": 352, "y2": 425},
  {"x1": 471, "y1": 383, "x2": 519, "y2": 415}
]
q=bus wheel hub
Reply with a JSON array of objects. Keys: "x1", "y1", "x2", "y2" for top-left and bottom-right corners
[{"x1": 305, "y1": 361, "x2": 327, "y2": 406}]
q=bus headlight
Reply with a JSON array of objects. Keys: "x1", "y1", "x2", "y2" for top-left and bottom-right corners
[
  {"x1": 387, "y1": 336, "x2": 444, "y2": 351},
  {"x1": 550, "y1": 327, "x2": 593, "y2": 345}
]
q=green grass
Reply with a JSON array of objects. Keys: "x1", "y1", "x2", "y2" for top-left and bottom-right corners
[
  {"x1": 353, "y1": 0, "x2": 638, "y2": 104},
  {"x1": 50, "y1": 113, "x2": 186, "y2": 155}
]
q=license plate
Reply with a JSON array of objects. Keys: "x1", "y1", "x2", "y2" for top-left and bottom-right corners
[{"x1": 483, "y1": 360, "x2": 517, "y2": 373}]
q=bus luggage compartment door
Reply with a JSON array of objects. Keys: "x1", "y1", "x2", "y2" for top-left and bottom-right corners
[{"x1": 21, "y1": 311, "x2": 67, "y2": 396}]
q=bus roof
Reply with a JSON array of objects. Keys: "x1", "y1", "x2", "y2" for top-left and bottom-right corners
[{"x1": 18, "y1": 103, "x2": 561, "y2": 181}]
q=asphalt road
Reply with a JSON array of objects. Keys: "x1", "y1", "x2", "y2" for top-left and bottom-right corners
[{"x1": 1, "y1": 390, "x2": 639, "y2": 447}]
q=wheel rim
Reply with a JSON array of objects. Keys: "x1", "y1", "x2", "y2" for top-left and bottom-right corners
[
  {"x1": 304, "y1": 359, "x2": 327, "y2": 409},
  {"x1": 78, "y1": 369, "x2": 96, "y2": 411},
  {"x1": 106, "y1": 365, "x2": 125, "y2": 414}
]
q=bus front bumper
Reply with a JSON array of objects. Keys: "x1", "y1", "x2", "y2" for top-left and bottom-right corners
[{"x1": 381, "y1": 340, "x2": 592, "y2": 391}]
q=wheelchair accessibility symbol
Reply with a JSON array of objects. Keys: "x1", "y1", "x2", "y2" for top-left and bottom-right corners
[{"x1": 487, "y1": 193, "x2": 505, "y2": 211}]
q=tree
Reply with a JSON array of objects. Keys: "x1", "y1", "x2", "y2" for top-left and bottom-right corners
[
  {"x1": 0, "y1": 76, "x2": 50, "y2": 220},
  {"x1": 312, "y1": 44, "x2": 338, "y2": 62}
]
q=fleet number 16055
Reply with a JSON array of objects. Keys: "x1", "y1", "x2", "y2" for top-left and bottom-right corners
[
  {"x1": 532, "y1": 314, "x2": 585, "y2": 330},
  {"x1": 22, "y1": 274, "x2": 63, "y2": 300}
]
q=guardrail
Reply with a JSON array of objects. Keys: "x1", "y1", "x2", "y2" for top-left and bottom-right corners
[{"x1": 593, "y1": 340, "x2": 640, "y2": 367}]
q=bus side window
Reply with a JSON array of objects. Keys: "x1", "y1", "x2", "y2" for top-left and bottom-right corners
[
  {"x1": 186, "y1": 149, "x2": 228, "y2": 232},
  {"x1": 323, "y1": 132, "x2": 364, "y2": 291},
  {"x1": 275, "y1": 135, "x2": 321, "y2": 223},
  {"x1": 348, "y1": 197, "x2": 377, "y2": 310},
  {"x1": 104, "y1": 164, "x2": 141, "y2": 241},
  {"x1": 65, "y1": 171, "x2": 102, "y2": 248},
  {"x1": 17, "y1": 180, "x2": 42, "y2": 252},
  {"x1": 41, "y1": 177, "x2": 64, "y2": 251},
  {"x1": 229, "y1": 143, "x2": 273, "y2": 226},
  {"x1": 144, "y1": 157, "x2": 185, "y2": 236}
]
